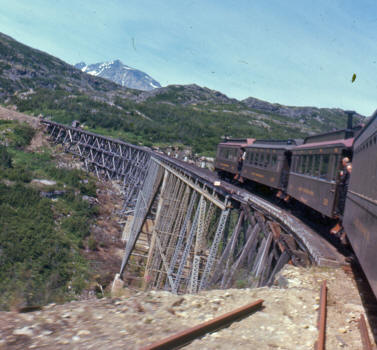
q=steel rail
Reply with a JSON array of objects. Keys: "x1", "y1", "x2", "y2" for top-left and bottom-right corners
[
  {"x1": 139, "y1": 299, "x2": 264, "y2": 350},
  {"x1": 358, "y1": 314, "x2": 374, "y2": 350},
  {"x1": 316, "y1": 280, "x2": 327, "y2": 350}
]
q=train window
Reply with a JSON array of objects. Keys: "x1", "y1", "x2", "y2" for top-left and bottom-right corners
[
  {"x1": 293, "y1": 156, "x2": 298, "y2": 173},
  {"x1": 331, "y1": 154, "x2": 340, "y2": 181},
  {"x1": 302, "y1": 156, "x2": 306, "y2": 174},
  {"x1": 297, "y1": 155, "x2": 302, "y2": 173},
  {"x1": 301, "y1": 155, "x2": 307, "y2": 174},
  {"x1": 226, "y1": 149, "x2": 232, "y2": 160},
  {"x1": 271, "y1": 154, "x2": 278, "y2": 168},
  {"x1": 253, "y1": 152, "x2": 259, "y2": 166},
  {"x1": 224, "y1": 149, "x2": 229, "y2": 159},
  {"x1": 307, "y1": 155, "x2": 313, "y2": 174},
  {"x1": 301, "y1": 155, "x2": 306, "y2": 174},
  {"x1": 250, "y1": 151, "x2": 254, "y2": 164},
  {"x1": 258, "y1": 152, "x2": 265, "y2": 167},
  {"x1": 305, "y1": 155, "x2": 313, "y2": 175},
  {"x1": 313, "y1": 155, "x2": 320, "y2": 177},
  {"x1": 320, "y1": 154, "x2": 329, "y2": 179},
  {"x1": 264, "y1": 153, "x2": 271, "y2": 168},
  {"x1": 292, "y1": 155, "x2": 298, "y2": 172},
  {"x1": 298, "y1": 155, "x2": 305, "y2": 174}
]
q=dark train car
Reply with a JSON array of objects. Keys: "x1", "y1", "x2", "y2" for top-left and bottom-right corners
[
  {"x1": 241, "y1": 139, "x2": 301, "y2": 190},
  {"x1": 287, "y1": 130, "x2": 355, "y2": 218},
  {"x1": 343, "y1": 111, "x2": 377, "y2": 298},
  {"x1": 214, "y1": 138, "x2": 255, "y2": 177}
]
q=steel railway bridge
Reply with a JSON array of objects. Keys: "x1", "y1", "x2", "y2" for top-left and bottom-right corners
[{"x1": 42, "y1": 120, "x2": 345, "y2": 294}]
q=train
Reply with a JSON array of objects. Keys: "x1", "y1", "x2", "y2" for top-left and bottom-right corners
[{"x1": 214, "y1": 111, "x2": 377, "y2": 298}]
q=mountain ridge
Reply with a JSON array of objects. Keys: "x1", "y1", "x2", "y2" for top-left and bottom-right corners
[{"x1": 75, "y1": 59, "x2": 161, "y2": 91}]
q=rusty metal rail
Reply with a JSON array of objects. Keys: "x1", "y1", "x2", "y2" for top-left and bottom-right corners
[
  {"x1": 316, "y1": 280, "x2": 327, "y2": 350},
  {"x1": 140, "y1": 299, "x2": 264, "y2": 350},
  {"x1": 358, "y1": 314, "x2": 374, "y2": 350}
]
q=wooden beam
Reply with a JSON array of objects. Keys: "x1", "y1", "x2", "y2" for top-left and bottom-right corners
[{"x1": 223, "y1": 223, "x2": 260, "y2": 288}]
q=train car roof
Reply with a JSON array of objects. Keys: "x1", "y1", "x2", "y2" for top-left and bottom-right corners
[
  {"x1": 303, "y1": 125, "x2": 362, "y2": 144},
  {"x1": 294, "y1": 137, "x2": 354, "y2": 150},
  {"x1": 353, "y1": 109, "x2": 377, "y2": 145},
  {"x1": 244, "y1": 139, "x2": 303, "y2": 150},
  {"x1": 218, "y1": 138, "x2": 255, "y2": 147}
]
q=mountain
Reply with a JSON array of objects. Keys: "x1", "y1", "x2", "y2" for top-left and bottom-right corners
[
  {"x1": 0, "y1": 32, "x2": 365, "y2": 156},
  {"x1": 242, "y1": 96, "x2": 354, "y2": 122},
  {"x1": 75, "y1": 60, "x2": 161, "y2": 91},
  {"x1": 135, "y1": 84, "x2": 238, "y2": 105}
]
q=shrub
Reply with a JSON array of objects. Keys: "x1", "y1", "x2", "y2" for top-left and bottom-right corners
[
  {"x1": 0, "y1": 145, "x2": 12, "y2": 168},
  {"x1": 12, "y1": 124, "x2": 35, "y2": 148}
]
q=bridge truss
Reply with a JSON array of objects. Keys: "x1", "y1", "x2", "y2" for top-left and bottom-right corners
[{"x1": 42, "y1": 119, "x2": 344, "y2": 294}]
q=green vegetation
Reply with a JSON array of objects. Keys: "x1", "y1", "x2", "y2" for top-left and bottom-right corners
[
  {"x1": 6, "y1": 88, "x2": 310, "y2": 156},
  {"x1": 0, "y1": 121, "x2": 98, "y2": 310}
]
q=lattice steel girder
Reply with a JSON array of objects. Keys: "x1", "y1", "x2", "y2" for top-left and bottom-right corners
[
  {"x1": 199, "y1": 207, "x2": 230, "y2": 291},
  {"x1": 172, "y1": 203, "x2": 201, "y2": 294},
  {"x1": 120, "y1": 161, "x2": 164, "y2": 276},
  {"x1": 42, "y1": 120, "x2": 152, "y2": 210},
  {"x1": 153, "y1": 158, "x2": 226, "y2": 210}
]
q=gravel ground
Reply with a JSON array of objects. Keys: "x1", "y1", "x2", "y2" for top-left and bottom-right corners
[{"x1": 0, "y1": 265, "x2": 375, "y2": 350}]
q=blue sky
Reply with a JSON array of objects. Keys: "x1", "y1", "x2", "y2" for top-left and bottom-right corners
[{"x1": 0, "y1": 0, "x2": 376, "y2": 115}]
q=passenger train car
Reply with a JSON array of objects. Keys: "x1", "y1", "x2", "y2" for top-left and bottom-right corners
[
  {"x1": 343, "y1": 111, "x2": 377, "y2": 298},
  {"x1": 214, "y1": 111, "x2": 377, "y2": 297},
  {"x1": 287, "y1": 131, "x2": 354, "y2": 218},
  {"x1": 241, "y1": 139, "x2": 301, "y2": 191},
  {"x1": 215, "y1": 123, "x2": 362, "y2": 220},
  {"x1": 214, "y1": 138, "x2": 254, "y2": 177}
]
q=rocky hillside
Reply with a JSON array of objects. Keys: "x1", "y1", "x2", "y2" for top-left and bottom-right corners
[
  {"x1": 75, "y1": 60, "x2": 161, "y2": 91},
  {"x1": 0, "y1": 32, "x2": 365, "y2": 156},
  {"x1": 136, "y1": 84, "x2": 238, "y2": 105},
  {"x1": 243, "y1": 96, "x2": 357, "y2": 122}
]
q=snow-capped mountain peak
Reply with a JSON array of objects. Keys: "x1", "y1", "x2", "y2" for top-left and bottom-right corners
[{"x1": 74, "y1": 60, "x2": 161, "y2": 91}]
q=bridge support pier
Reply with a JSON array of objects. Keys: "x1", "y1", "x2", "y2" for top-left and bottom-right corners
[{"x1": 120, "y1": 157, "x2": 312, "y2": 293}]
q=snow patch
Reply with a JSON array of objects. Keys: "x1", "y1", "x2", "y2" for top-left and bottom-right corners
[
  {"x1": 88, "y1": 70, "x2": 100, "y2": 76},
  {"x1": 150, "y1": 82, "x2": 159, "y2": 88}
]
